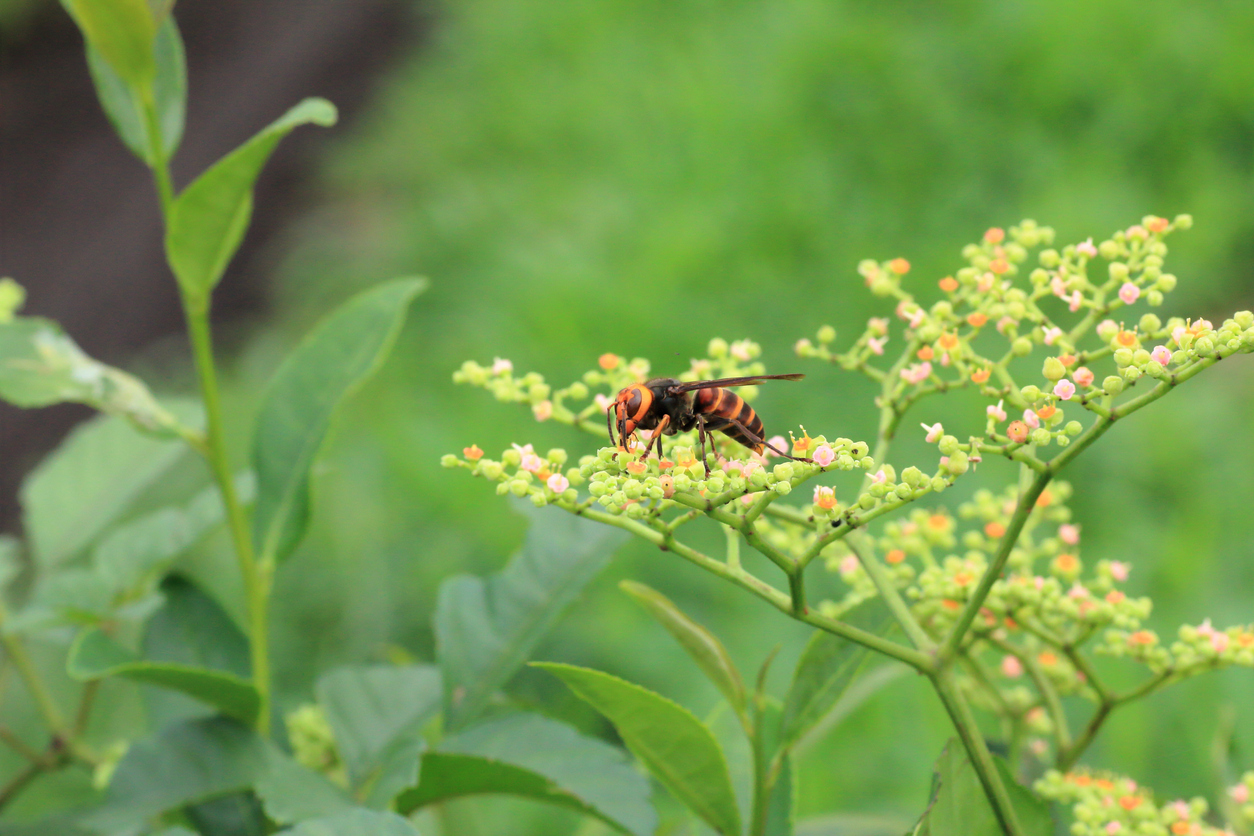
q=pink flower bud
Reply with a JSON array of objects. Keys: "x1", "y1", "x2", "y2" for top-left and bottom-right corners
[
  {"x1": 1109, "y1": 561, "x2": 1129, "y2": 582},
  {"x1": 1001, "y1": 655, "x2": 1023, "y2": 678},
  {"x1": 1105, "y1": 822, "x2": 1122, "y2": 835},
  {"x1": 1051, "y1": 276, "x2": 1067, "y2": 297},
  {"x1": 1211, "y1": 632, "x2": 1230, "y2": 654},
  {"x1": 870, "y1": 469, "x2": 887, "y2": 484},
  {"x1": 520, "y1": 453, "x2": 544, "y2": 473},
  {"x1": 1023, "y1": 409, "x2": 1040, "y2": 430},
  {"x1": 922, "y1": 422, "x2": 944, "y2": 443},
  {"x1": 868, "y1": 336, "x2": 886, "y2": 355},
  {"x1": 987, "y1": 399, "x2": 1007, "y2": 422},
  {"x1": 492, "y1": 357, "x2": 513, "y2": 375},
  {"x1": 1118, "y1": 282, "x2": 1141, "y2": 305},
  {"x1": 546, "y1": 473, "x2": 570, "y2": 493},
  {"x1": 1068, "y1": 291, "x2": 1084, "y2": 312},
  {"x1": 901, "y1": 362, "x2": 932, "y2": 384},
  {"x1": 1044, "y1": 326, "x2": 1062, "y2": 345},
  {"x1": 730, "y1": 340, "x2": 752, "y2": 361},
  {"x1": 1077, "y1": 238, "x2": 1098, "y2": 258},
  {"x1": 1151, "y1": 345, "x2": 1172, "y2": 365},
  {"x1": 595, "y1": 394, "x2": 612, "y2": 413},
  {"x1": 1197, "y1": 618, "x2": 1216, "y2": 637},
  {"x1": 1059, "y1": 524, "x2": 1080, "y2": 545},
  {"x1": 1072, "y1": 367, "x2": 1094, "y2": 387},
  {"x1": 812, "y1": 444, "x2": 835, "y2": 467},
  {"x1": 1230, "y1": 784, "x2": 1250, "y2": 805},
  {"x1": 532, "y1": 400, "x2": 553, "y2": 421},
  {"x1": 839, "y1": 554, "x2": 859, "y2": 573},
  {"x1": 868, "y1": 317, "x2": 889, "y2": 335},
  {"x1": 1053, "y1": 379, "x2": 1076, "y2": 400},
  {"x1": 766, "y1": 436, "x2": 788, "y2": 457}
]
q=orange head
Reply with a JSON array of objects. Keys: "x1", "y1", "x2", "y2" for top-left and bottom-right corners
[{"x1": 610, "y1": 384, "x2": 654, "y2": 446}]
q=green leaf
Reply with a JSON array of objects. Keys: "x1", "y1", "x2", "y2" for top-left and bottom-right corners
[
  {"x1": 0, "y1": 316, "x2": 193, "y2": 437},
  {"x1": 780, "y1": 601, "x2": 889, "y2": 750},
  {"x1": 0, "y1": 536, "x2": 19, "y2": 592},
  {"x1": 396, "y1": 713, "x2": 655, "y2": 836},
  {"x1": 279, "y1": 809, "x2": 420, "y2": 836},
  {"x1": 67, "y1": 628, "x2": 260, "y2": 723},
  {"x1": 705, "y1": 699, "x2": 791, "y2": 836},
  {"x1": 185, "y1": 792, "x2": 267, "y2": 836},
  {"x1": 436, "y1": 503, "x2": 628, "y2": 729},
  {"x1": 251, "y1": 277, "x2": 424, "y2": 564},
  {"x1": 793, "y1": 813, "x2": 916, "y2": 836},
  {"x1": 86, "y1": 14, "x2": 186, "y2": 165},
  {"x1": 535, "y1": 662, "x2": 741, "y2": 836},
  {"x1": 20, "y1": 411, "x2": 193, "y2": 567},
  {"x1": 165, "y1": 98, "x2": 338, "y2": 300},
  {"x1": 316, "y1": 665, "x2": 442, "y2": 807},
  {"x1": 921, "y1": 741, "x2": 1053, "y2": 836},
  {"x1": 255, "y1": 752, "x2": 355, "y2": 826},
  {"x1": 142, "y1": 575, "x2": 254, "y2": 726},
  {"x1": 62, "y1": 0, "x2": 156, "y2": 87},
  {"x1": 80, "y1": 717, "x2": 268, "y2": 834},
  {"x1": 791, "y1": 664, "x2": 909, "y2": 757},
  {"x1": 620, "y1": 580, "x2": 746, "y2": 719}
]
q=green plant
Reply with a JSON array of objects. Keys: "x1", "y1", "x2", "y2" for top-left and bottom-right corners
[{"x1": 448, "y1": 218, "x2": 1254, "y2": 834}]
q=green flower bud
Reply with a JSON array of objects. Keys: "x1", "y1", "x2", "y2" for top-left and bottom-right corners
[
  {"x1": 481, "y1": 461, "x2": 505, "y2": 480},
  {"x1": 773, "y1": 463, "x2": 795, "y2": 481},
  {"x1": 1038, "y1": 251, "x2": 1060, "y2": 269},
  {"x1": 946, "y1": 451, "x2": 970, "y2": 476},
  {"x1": 1146, "y1": 289, "x2": 1164, "y2": 307},
  {"x1": 894, "y1": 484, "x2": 913, "y2": 500},
  {"x1": 1195, "y1": 335, "x2": 1215, "y2": 355},
  {"x1": 1102, "y1": 374, "x2": 1123, "y2": 395},
  {"x1": 1138, "y1": 313, "x2": 1162, "y2": 332},
  {"x1": 1131, "y1": 348, "x2": 1150, "y2": 366},
  {"x1": 931, "y1": 301, "x2": 953, "y2": 318},
  {"x1": 496, "y1": 482, "x2": 511, "y2": 496},
  {"x1": 623, "y1": 479, "x2": 644, "y2": 499},
  {"x1": 706, "y1": 476, "x2": 726, "y2": 493},
  {"x1": 773, "y1": 480, "x2": 792, "y2": 496},
  {"x1": 1096, "y1": 319, "x2": 1119, "y2": 341},
  {"x1": 916, "y1": 324, "x2": 941, "y2": 342},
  {"x1": 1121, "y1": 366, "x2": 1142, "y2": 382},
  {"x1": 1007, "y1": 301, "x2": 1027, "y2": 320},
  {"x1": 673, "y1": 474, "x2": 692, "y2": 491},
  {"x1": 440, "y1": 454, "x2": 458, "y2": 468},
  {"x1": 1156, "y1": 273, "x2": 1177, "y2": 292},
  {"x1": 1174, "y1": 213, "x2": 1193, "y2": 229},
  {"x1": 502, "y1": 449, "x2": 522, "y2": 467},
  {"x1": 529, "y1": 383, "x2": 551, "y2": 402},
  {"x1": 902, "y1": 466, "x2": 924, "y2": 487},
  {"x1": 531, "y1": 493, "x2": 548, "y2": 507},
  {"x1": 1098, "y1": 240, "x2": 1120, "y2": 260},
  {"x1": 930, "y1": 476, "x2": 947, "y2": 492},
  {"x1": 749, "y1": 469, "x2": 768, "y2": 488},
  {"x1": 708, "y1": 337, "x2": 729, "y2": 358},
  {"x1": 938, "y1": 435, "x2": 960, "y2": 456},
  {"x1": 567, "y1": 382, "x2": 588, "y2": 399},
  {"x1": 1113, "y1": 348, "x2": 1133, "y2": 367},
  {"x1": 588, "y1": 481, "x2": 608, "y2": 497},
  {"x1": 1042, "y1": 356, "x2": 1066, "y2": 381},
  {"x1": 816, "y1": 324, "x2": 837, "y2": 344},
  {"x1": 870, "y1": 277, "x2": 895, "y2": 296},
  {"x1": 546, "y1": 448, "x2": 568, "y2": 465},
  {"x1": 1144, "y1": 360, "x2": 1164, "y2": 376},
  {"x1": 858, "y1": 456, "x2": 875, "y2": 469},
  {"x1": 1030, "y1": 427, "x2": 1052, "y2": 446},
  {"x1": 1235, "y1": 310, "x2": 1254, "y2": 329},
  {"x1": 858, "y1": 493, "x2": 876, "y2": 509},
  {"x1": 0, "y1": 278, "x2": 25, "y2": 323},
  {"x1": 510, "y1": 479, "x2": 531, "y2": 497},
  {"x1": 1065, "y1": 421, "x2": 1082, "y2": 436},
  {"x1": 1020, "y1": 384, "x2": 1041, "y2": 402},
  {"x1": 1012, "y1": 337, "x2": 1033, "y2": 356},
  {"x1": 869, "y1": 482, "x2": 888, "y2": 499},
  {"x1": 1108, "y1": 262, "x2": 1129, "y2": 281},
  {"x1": 625, "y1": 502, "x2": 646, "y2": 519}
]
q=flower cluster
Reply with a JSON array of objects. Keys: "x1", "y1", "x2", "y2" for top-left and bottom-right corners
[
  {"x1": 1035, "y1": 768, "x2": 1244, "y2": 836},
  {"x1": 1098, "y1": 617, "x2": 1254, "y2": 676}
]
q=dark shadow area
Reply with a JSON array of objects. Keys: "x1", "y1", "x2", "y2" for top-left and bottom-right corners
[{"x1": 0, "y1": 0, "x2": 422, "y2": 530}]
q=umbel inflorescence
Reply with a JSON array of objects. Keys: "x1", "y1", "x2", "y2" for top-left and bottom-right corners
[{"x1": 446, "y1": 216, "x2": 1254, "y2": 832}]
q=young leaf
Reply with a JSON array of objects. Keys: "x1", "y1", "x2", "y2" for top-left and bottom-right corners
[
  {"x1": 255, "y1": 752, "x2": 356, "y2": 826},
  {"x1": 67, "y1": 628, "x2": 260, "y2": 724},
  {"x1": 396, "y1": 712, "x2": 656, "y2": 836},
  {"x1": 79, "y1": 717, "x2": 269, "y2": 834},
  {"x1": 534, "y1": 662, "x2": 742, "y2": 836},
  {"x1": 165, "y1": 98, "x2": 338, "y2": 301},
  {"x1": 315, "y1": 665, "x2": 442, "y2": 807},
  {"x1": 279, "y1": 809, "x2": 420, "y2": 836},
  {"x1": 620, "y1": 580, "x2": 746, "y2": 719},
  {"x1": 251, "y1": 277, "x2": 425, "y2": 564},
  {"x1": 0, "y1": 316, "x2": 193, "y2": 437},
  {"x1": 436, "y1": 503, "x2": 628, "y2": 729},
  {"x1": 20, "y1": 412, "x2": 192, "y2": 567},
  {"x1": 921, "y1": 741, "x2": 1053, "y2": 836},
  {"x1": 780, "y1": 600, "x2": 890, "y2": 750},
  {"x1": 86, "y1": 14, "x2": 186, "y2": 165},
  {"x1": 62, "y1": 0, "x2": 156, "y2": 87}
]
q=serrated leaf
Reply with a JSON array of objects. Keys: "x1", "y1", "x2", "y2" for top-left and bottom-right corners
[
  {"x1": 535, "y1": 662, "x2": 741, "y2": 836},
  {"x1": 780, "y1": 600, "x2": 890, "y2": 750},
  {"x1": 436, "y1": 503, "x2": 628, "y2": 729},
  {"x1": 316, "y1": 665, "x2": 441, "y2": 806},
  {"x1": 279, "y1": 809, "x2": 420, "y2": 836},
  {"x1": 20, "y1": 411, "x2": 193, "y2": 567},
  {"x1": 63, "y1": 0, "x2": 156, "y2": 87},
  {"x1": 86, "y1": 14, "x2": 185, "y2": 165},
  {"x1": 0, "y1": 316, "x2": 192, "y2": 437},
  {"x1": 921, "y1": 740, "x2": 1053, "y2": 836},
  {"x1": 396, "y1": 713, "x2": 655, "y2": 836},
  {"x1": 67, "y1": 628, "x2": 259, "y2": 723},
  {"x1": 621, "y1": 580, "x2": 746, "y2": 718},
  {"x1": 251, "y1": 277, "x2": 424, "y2": 564},
  {"x1": 165, "y1": 98, "x2": 338, "y2": 300},
  {"x1": 79, "y1": 717, "x2": 268, "y2": 834},
  {"x1": 255, "y1": 752, "x2": 355, "y2": 826}
]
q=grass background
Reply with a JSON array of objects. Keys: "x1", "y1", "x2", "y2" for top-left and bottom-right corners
[{"x1": 8, "y1": 0, "x2": 1254, "y2": 831}]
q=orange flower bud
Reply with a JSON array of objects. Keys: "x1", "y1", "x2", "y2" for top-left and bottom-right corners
[
  {"x1": 984, "y1": 227, "x2": 1005, "y2": 244},
  {"x1": 917, "y1": 345, "x2": 934, "y2": 360},
  {"x1": 886, "y1": 549, "x2": 906, "y2": 564},
  {"x1": 989, "y1": 257, "x2": 1009, "y2": 275},
  {"x1": 939, "y1": 276, "x2": 959, "y2": 292},
  {"x1": 889, "y1": 257, "x2": 910, "y2": 275},
  {"x1": 463, "y1": 444, "x2": 485, "y2": 461},
  {"x1": 984, "y1": 522, "x2": 1006, "y2": 539},
  {"x1": 599, "y1": 353, "x2": 620, "y2": 370},
  {"x1": 938, "y1": 332, "x2": 960, "y2": 351},
  {"x1": 971, "y1": 367, "x2": 991, "y2": 383},
  {"x1": 967, "y1": 312, "x2": 989, "y2": 328}
]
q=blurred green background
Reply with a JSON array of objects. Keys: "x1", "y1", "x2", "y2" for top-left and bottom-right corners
[{"x1": 8, "y1": 0, "x2": 1254, "y2": 831}]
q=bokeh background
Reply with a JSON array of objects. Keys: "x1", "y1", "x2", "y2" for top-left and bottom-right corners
[{"x1": 2, "y1": 0, "x2": 1254, "y2": 831}]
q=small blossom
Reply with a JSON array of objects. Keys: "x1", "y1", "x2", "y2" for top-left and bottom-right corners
[
  {"x1": 1001, "y1": 655, "x2": 1023, "y2": 678},
  {"x1": 1128, "y1": 630, "x2": 1157, "y2": 646},
  {"x1": 938, "y1": 332, "x2": 959, "y2": 351},
  {"x1": 867, "y1": 336, "x2": 886, "y2": 355},
  {"x1": 967, "y1": 312, "x2": 988, "y2": 328},
  {"x1": 1029, "y1": 739, "x2": 1048, "y2": 757},
  {"x1": 1068, "y1": 583, "x2": 1089, "y2": 599},
  {"x1": 1116, "y1": 330, "x2": 1138, "y2": 348},
  {"x1": 1007, "y1": 420, "x2": 1028, "y2": 443},
  {"x1": 1171, "y1": 325, "x2": 1188, "y2": 346},
  {"x1": 813, "y1": 485, "x2": 839, "y2": 510},
  {"x1": 1151, "y1": 345, "x2": 1172, "y2": 365},
  {"x1": 626, "y1": 460, "x2": 647, "y2": 475},
  {"x1": 1230, "y1": 784, "x2": 1250, "y2": 805},
  {"x1": 1147, "y1": 216, "x2": 1169, "y2": 233},
  {"x1": 1053, "y1": 379, "x2": 1076, "y2": 400},
  {"x1": 659, "y1": 475, "x2": 675, "y2": 498},
  {"x1": 1051, "y1": 276, "x2": 1068, "y2": 297},
  {"x1": 889, "y1": 257, "x2": 910, "y2": 275},
  {"x1": 1038, "y1": 651, "x2": 1058, "y2": 666},
  {"x1": 598, "y1": 353, "x2": 619, "y2": 370},
  {"x1": 492, "y1": 357, "x2": 513, "y2": 375},
  {"x1": 839, "y1": 554, "x2": 859, "y2": 573},
  {"x1": 1211, "y1": 633, "x2": 1230, "y2": 654},
  {"x1": 989, "y1": 258, "x2": 1009, "y2": 275},
  {"x1": 939, "y1": 276, "x2": 959, "y2": 292},
  {"x1": 1037, "y1": 403, "x2": 1057, "y2": 420},
  {"x1": 870, "y1": 469, "x2": 887, "y2": 484},
  {"x1": 532, "y1": 400, "x2": 553, "y2": 421},
  {"x1": 987, "y1": 399, "x2": 1007, "y2": 422},
  {"x1": 1077, "y1": 238, "x2": 1098, "y2": 258},
  {"x1": 971, "y1": 367, "x2": 991, "y2": 383},
  {"x1": 463, "y1": 444, "x2": 485, "y2": 461},
  {"x1": 1118, "y1": 282, "x2": 1141, "y2": 305},
  {"x1": 546, "y1": 473, "x2": 570, "y2": 493},
  {"x1": 1059, "y1": 524, "x2": 1080, "y2": 545},
  {"x1": 984, "y1": 227, "x2": 1005, "y2": 244},
  {"x1": 1171, "y1": 801, "x2": 1190, "y2": 819},
  {"x1": 901, "y1": 362, "x2": 932, "y2": 384},
  {"x1": 766, "y1": 436, "x2": 789, "y2": 457},
  {"x1": 985, "y1": 521, "x2": 1006, "y2": 538},
  {"x1": 917, "y1": 345, "x2": 934, "y2": 361},
  {"x1": 1106, "y1": 590, "x2": 1125, "y2": 604},
  {"x1": 512, "y1": 443, "x2": 535, "y2": 454},
  {"x1": 1023, "y1": 409, "x2": 1040, "y2": 429},
  {"x1": 595, "y1": 393, "x2": 612, "y2": 413},
  {"x1": 1068, "y1": 290, "x2": 1084, "y2": 312},
  {"x1": 868, "y1": 317, "x2": 889, "y2": 335},
  {"x1": 812, "y1": 444, "x2": 836, "y2": 467},
  {"x1": 1072, "y1": 367, "x2": 1094, "y2": 387},
  {"x1": 1196, "y1": 619, "x2": 1215, "y2": 638},
  {"x1": 1104, "y1": 821, "x2": 1122, "y2": 834},
  {"x1": 922, "y1": 422, "x2": 944, "y2": 443},
  {"x1": 1044, "y1": 326, "x2": 1063, "y2": 345},
  {"x1": 795, "y1": 337, "x2": 813, "y2": 354},
  {"x1": 520, "y1": 453, "x2": 544, "y2": 473},
  {"x1": 730, "y1": 340, "x2": 752, "y2": 362},
  {"x1": 886, "y1": 549, "x2": 906, "y2": 564},
  {"x1": 996, "y1": 316, "x2": 1016, "y2": 333},
  {"x1": 1109, "y1": 561, "x2": 1129, "y2": 582},
  {"x1": 977, "y1": 272, "x2": 996, "y2": 292},
  {"x1": 1127, "y1": 224, "x2": 1148, "y2": 240},
  {"x1": 1054, "y1": 553, "x2": 1080, "y2": 573}
]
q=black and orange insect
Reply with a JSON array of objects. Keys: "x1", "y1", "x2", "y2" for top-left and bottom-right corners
[{"x1": 608, "y1": 374, "x2": 811, "y2": 475}]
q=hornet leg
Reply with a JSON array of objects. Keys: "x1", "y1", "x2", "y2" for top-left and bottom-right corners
[{"x1": 726, "y1": 417, "x2": 813, "y2": 464}]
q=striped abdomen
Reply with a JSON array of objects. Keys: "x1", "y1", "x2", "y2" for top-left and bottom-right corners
[{"x1": 693, "y1": 387, "x2": 765, "y2": 453}]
